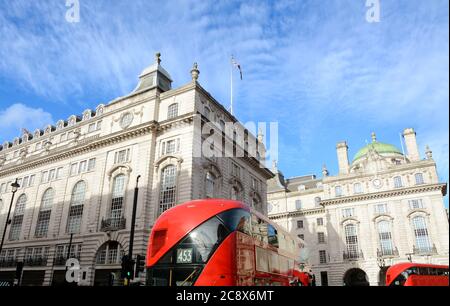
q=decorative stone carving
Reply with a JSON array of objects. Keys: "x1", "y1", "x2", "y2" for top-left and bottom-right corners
[
  {"x1": 96, "y1": 104, "x2": 105, "y2": 115},
  {"x1": 191, "y1": 62, "x2": 200, "y2": 81}
]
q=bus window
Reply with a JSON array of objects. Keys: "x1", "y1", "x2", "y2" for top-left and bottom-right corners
[
  {"x1": 268, "y1": 224, "x2": 279, "y2": 248},
  {"x1": 217, "y1": 209, "x2": 251, "y2": 235},
  {"x1": 251, "y1": 214, "x2": 268, "y2": 243}
]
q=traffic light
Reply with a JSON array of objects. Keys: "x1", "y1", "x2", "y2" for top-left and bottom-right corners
[
  {"x1": 121, "y1": 255, "x2": 134, "y2": 280},
  {"x1": 135, "y1": 255, "x2": 145, "y2": 278}
]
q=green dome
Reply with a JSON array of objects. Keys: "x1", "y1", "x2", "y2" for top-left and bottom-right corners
[{"x1": 353, "y1": 141, "x2": 403, "y2": 162}]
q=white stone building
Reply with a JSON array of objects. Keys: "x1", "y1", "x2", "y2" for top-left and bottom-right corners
[
  {"x1": 268, "y1": 130, "x2": 449, "y2": 286},
  {"x1": 0, "y1": 54, "x2": 273, "y2": 286}
]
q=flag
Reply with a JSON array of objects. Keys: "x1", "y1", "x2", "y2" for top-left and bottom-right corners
[{"x1": 231, "y1": 57, "x2": 243, "y2": 80}]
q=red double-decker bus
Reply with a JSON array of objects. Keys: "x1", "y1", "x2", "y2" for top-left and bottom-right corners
[
  {"x1": 386, "y1": 263, "x2": 449, "y2": 286},
  {"x1": 146, "y1": 199, "x2": 309, "y2": 286}
]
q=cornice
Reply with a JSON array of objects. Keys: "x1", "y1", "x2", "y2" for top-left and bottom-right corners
[
  {"x1": 0, "y1": 121, "x2": 158, "y2": 178},
  {"x1": 323, "y1": 160, "x2": 437, "y2": 184},
  {"x1": 320, "y1": 183, "x2": 447, "y2": 206},
  {"x1": 269, "y1": 207, "x2": 325, "y2": 220}
]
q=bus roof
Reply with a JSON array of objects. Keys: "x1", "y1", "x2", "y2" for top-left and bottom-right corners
[{"x1": 146, "y1": 199, "x2": 249, "y2": 266}]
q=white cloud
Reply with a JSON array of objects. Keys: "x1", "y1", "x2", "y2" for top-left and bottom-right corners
[{"x1": 0, "y1": 103, "x2": 53, "y2": 142}]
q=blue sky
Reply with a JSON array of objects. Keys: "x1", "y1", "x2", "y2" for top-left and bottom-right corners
[{"x1": 0, "y1": 0, "x2": 448, "y2": 206}]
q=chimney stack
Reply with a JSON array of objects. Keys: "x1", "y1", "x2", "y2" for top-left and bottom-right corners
[
  {"x1": 403, "y1": 128, "x2": 420, "y2": 161},
  {"x1": 336, "y1": 141, "x2": 350, "y2": 174}
]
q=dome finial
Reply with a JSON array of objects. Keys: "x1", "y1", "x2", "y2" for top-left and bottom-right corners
[
  {"x1": 371, "y1": 132, "x2": 377, "y2": 143},
  {"x1": 155, "y1": 52, "x2": 161, "y2": 65}
]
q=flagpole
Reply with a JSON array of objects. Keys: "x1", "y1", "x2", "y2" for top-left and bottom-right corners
[{"x1": 230, "y1": 56, "x2": 233, "y2": 115}]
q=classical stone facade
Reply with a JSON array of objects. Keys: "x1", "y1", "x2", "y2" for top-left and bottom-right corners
[
  {"x1": 268, "y1": 130, "x2": 449, "y2": 286},
  {"x1": 0, "y1": 54, "x2": 272, "y2": 286}
]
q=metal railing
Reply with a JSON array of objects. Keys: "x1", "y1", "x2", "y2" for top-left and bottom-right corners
[
  {"x1": 0, "y1": 260, "x2": 17, "y2": 268},
  {"x1": 377, "y1": 247, "x2": 399, "y2": 258},
  {"x1": 24, "y1": 256, "x2": 48, "y2": 267},
  {"x1": 100, "y1": 217, "x2": 126, "y2": 232},
  {"x1": 53, "y1": 255, "x2": 80, "y2": 266},
  {"x1": 343, "y1": 250, "x2": 364, "y2": 261},
  {"x1": 413, "y1": 244, "x2": 438, "y2": 256}
]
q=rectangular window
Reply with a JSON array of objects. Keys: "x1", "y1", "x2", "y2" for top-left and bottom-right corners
[
  {"x1": 96, "y1": 121, "x2": 102, "y2": 130},
  {"x1": 319, "y1": 250, "x2": 327, "y2": 264},
  {"x1": 41, "y1": 171, "x2": 49, "y2": 183},
  {"x1": 394, "y1": 176, "x2": 403, "y2": 188},
  {"x1": 56, "y1": 167, "x2": 63, "y2": 179},
  {"x1": 35, "y1": 142, "x2": 42, "y2": 150},
  {"x1": 60, "y1": 133, "x2": 67, "y2": 142},
  {"x1": 295, "y1": 200, "x2": 302, "y2": 210},
  {"x1": 87, "y1": 158, "x2": 96, "y2": 171},
  {"x1": 409, "y1": 199, "x2": 424, "y2": 210},
  {"x1": 0, "y1": 183, "x2": 5, "y2": 193},
  {"x1": 318, "y1": 232, "x2": 325, "y2": 244},
  {"x1": 78, "y1": 160, "x2": 87, "y2": 174},
  {"x1": 29, "y1": 175, "x2": 36, "y2": 186},
  {"x1": 317, "y1": 218, "x2": 324, "y2": 226},
  {"x1": 88, "y1": 123, "x2": 96, "y2": 133},
  {"x1": 298, "y1": 234, "x2": 304, "y2": 240},
  {"x1": 115, "y1": 149, "x2": 130, "y2": 164},
  {"x1": 166, "y1": 140, "x2": 176, "y2": 154},
  {"x1": 297, "y1": 220, "x2": 304, "y2": 229},
  {"x1": 415, "y1": 173, "x2": 424, "y2": 185},
  {"x1": 335, "y1": 186, "x2": 342, "y2": 197},
  {"x1": 70, "y1": 163, "x2": 78, "y2": 176},
  {"x1": 17, "y1": 178, "x2": 23, "y2": 188},
  {"x1": 342, "y1": 208, "x2": 354, "y2": 218},
  {"x1": 49, "y1": 169, "x2": 56, "y2": 181},
  {"x1": 22, "y1": 176, "x2": 29, "y2": 188},
  {"x1": 375, "y1": 203, "x2": 388, "y2": 214}
]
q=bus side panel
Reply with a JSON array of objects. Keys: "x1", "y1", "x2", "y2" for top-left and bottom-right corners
[
  {"x1": 194, "y1": 232, "x2": 237, "y2": 286},
  {"x1": 236, "y1": 231, "x2": 255, "y2": 286},
  {"x1": 406, "y1": 275, "x2": 449, "y2": 286}
]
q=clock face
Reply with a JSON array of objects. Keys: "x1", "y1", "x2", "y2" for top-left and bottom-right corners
[{"x1": 372, "y1": 178, "x2": 382, "y2": 188}]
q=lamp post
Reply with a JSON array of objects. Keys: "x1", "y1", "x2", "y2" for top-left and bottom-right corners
[{"x1": 0, "y1": 179, "x2": 20, "y2": 255}]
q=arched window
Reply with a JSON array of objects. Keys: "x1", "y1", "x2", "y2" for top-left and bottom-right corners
[
  {"x1": 205, "y1": 172, "x2": 215, "y2": 198},
  {"x1": 393, "y1": 176, "x2": 403, "y2": 188},
  {"x1": 35, "y1": 188, "x2": 54, "y2": 238},
  {"x1": 0, "y1": 199, "x2": 3, "y2": 212},
  {"x1": 231, "y1": 186, "x2": 239, "y2": 201},
  {"x1": 159, "y1": 165, "x2": 177, "y2": 215},
  {"x1": 377, "y1": 221, "x2": 394, "y2": 256},
  {"x1": 219, "y1": 120, "x2": 226, "y2": 131},
  {"x1": 353, "y1": 183, "x2": 362, "y2": 194},
  {"x1": 96, "y1": 241, "x2": 124, "y2": 265},
  {"x1": 67, "y1": 181, "x2": 86, "y2": 234},
  {"x1": 344, "y1": 224, "x2": 359, "y2": 259},
  {"x1": 412, "y1": 216, "x2": 432, "y2": 253},
  {"x1": 415, "y1": 173, "x2": 424, "y2": 185},
  {"x1": 110, "y1": 175, "x2": 126, "y2": 226},
  {"x1": 9, "y1": 194, "x2": 27, "y2": 241},
  {"x1": 167, "y1": 103, "x2": 178, "y2": 119}
]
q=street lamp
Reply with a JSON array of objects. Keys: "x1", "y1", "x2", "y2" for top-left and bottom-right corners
[{"x1": 0, "y1": 179, "x2": 20, "y2": 255}]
